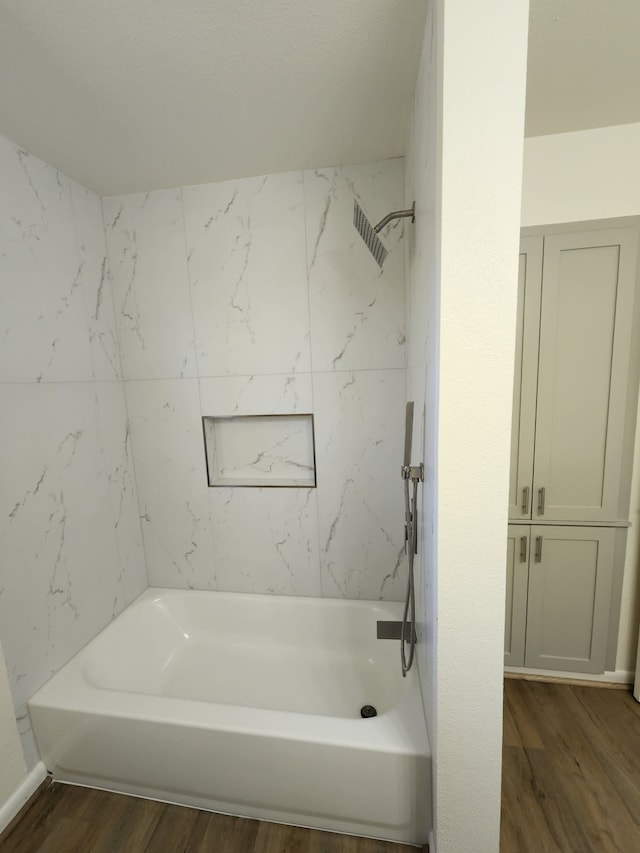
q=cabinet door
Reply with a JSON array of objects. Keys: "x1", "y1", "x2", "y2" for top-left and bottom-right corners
[
  {"x1": 524, "y1": 526, "x2": 615, "y2": 673},
  {"x1": 505, "y1": 525, "x2": 530, "y2": 666},
  {"x1": 532, "y1": 228, "x2": 639, "y2": 522},
  {"x1": 509, "y1": 238, "x2": 543, "y2": 520}
]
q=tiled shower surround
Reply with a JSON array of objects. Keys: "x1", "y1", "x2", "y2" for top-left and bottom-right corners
[
  {"x1": 104, "y1": 159, "x2": 407, "y2": 600},
  {"x1": 0, "y1": 140, "x2": 407, "y2": 768},
  {"x1": 0, "y1": 135, "x2": 147, "y2": 767}
]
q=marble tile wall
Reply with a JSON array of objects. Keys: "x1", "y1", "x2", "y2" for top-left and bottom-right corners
[
  {"x1": 104, "y1": 158, "x2": 407, "y2": 602},
  {"x1": 0, "y1": 134, "x2": 147, "y2": 768}
]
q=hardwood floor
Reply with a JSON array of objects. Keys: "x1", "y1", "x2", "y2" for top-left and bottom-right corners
[
  {"x1": 4, "y1": 679, "x2": 638, "y2": 852},
  {"x1": 0, "y1": 782, "x2": 420, "y2": 853},
  {"x1": 502, "y1": 678, "x2": 640, "y2": 852}
]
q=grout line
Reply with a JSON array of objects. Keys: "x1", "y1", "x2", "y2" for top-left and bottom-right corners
[{"x1": 0, "y1": 369, "x2": 407, "y2": 387}]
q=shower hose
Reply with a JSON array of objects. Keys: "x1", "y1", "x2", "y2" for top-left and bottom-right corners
[{"x1": 401, "y1": 474, "x2": 419, "y2": 676}]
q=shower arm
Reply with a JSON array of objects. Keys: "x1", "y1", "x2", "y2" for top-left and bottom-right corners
[{"x1": 374, "y1": 202, "x2": 416, "y2": 234}]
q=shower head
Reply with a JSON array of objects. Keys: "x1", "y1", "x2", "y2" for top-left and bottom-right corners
[
  {"x1": 353, "y1": 200, "x2": 388, "y2": 268},
  {"x1": 352, "y1": 200, "x2": 415, "y2": 268}
]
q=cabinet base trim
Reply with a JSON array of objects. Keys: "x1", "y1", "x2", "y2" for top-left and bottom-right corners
[{"x1": 505, "y1": 666, "x2": 633, "y2": 688}]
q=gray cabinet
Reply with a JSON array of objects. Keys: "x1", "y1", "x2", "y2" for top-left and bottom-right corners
[
  {"x1": 511, "y1": 228, "x2": 639, "y2": 523},
  {"x1": 508, "y1": 240, "x2": 541, "y2": 520},
  {"x1": 506, "y1": 224, "x2": 640, "y2": 674},
  {"x1": 504, "y1": 525, "x2": 529, "y2": 667},
  {"x1": 507, "y1": 526, "x2": 615, "y2": 672}
]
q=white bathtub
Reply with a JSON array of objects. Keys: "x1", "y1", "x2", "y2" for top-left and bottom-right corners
[{"x1": 28, "y1": 589, "x2": 430, "y2": 845}]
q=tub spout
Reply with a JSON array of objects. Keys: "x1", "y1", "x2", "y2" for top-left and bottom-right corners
[{"x1": 377, "y1": 620, "x2": 417, "y2": 644}]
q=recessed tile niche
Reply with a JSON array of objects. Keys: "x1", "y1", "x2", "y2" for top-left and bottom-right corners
[{"x1": 202, "y1": 414, "x2": 316, "y2": 488}]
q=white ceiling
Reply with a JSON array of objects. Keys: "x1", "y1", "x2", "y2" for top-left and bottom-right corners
[
  {"x1": 1, "y1": 1, "x2": 639, "y2": 197},
  {"x1": 0, "y1": 1, "x2": 427, "y2": 196},
  {"x1": 526, "y1": 0, "x2": 640, "y2": 137}
]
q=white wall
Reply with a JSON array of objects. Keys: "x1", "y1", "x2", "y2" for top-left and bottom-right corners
[
  {"x1": 103, "y1": 161, "x2": 408, "y2": 601},
  {"x1": 404, "y1": 0, "x2": 439, "y2": 781},
  {"x1": 435, "y1": 2, "x2": 529, "y2": 850},
  {"x1": 405, "y1": 1, "x2": 529, "y2": 850},
  {"x1": 522, "y1": 122, "x2": 640, "y2": 672},
  {"x1": 0, "y1": 642, "x2": 25, "y2": 805},
  {"x1": 0, "y1": 133, "x2": 147, "y2": 768},
  {"x1": 522, "y1": 124, "x2": 640, "y2": 225}
]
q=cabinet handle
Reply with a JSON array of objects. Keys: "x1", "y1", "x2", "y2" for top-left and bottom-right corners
[
  {"x1": 537, "y1": 487, "x2": 546, "y2": 516},
  {"x1": 534, "y1": 535, "x2": 543, "y2": 563},
  {"x1": 519, "y1": 536, "x2": 527, "y2": 563},
  {"x1": 521, "y1": 486, "x2": 530, "y2": 514}
]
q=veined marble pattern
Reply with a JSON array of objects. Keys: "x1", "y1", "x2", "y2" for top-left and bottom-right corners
[
  {"x1": 209, "y1": 487, "x2": 321, "y2": 597},
  {"x1": 92, "y1": 384, "x2": 146, "y2": 607},
  {"x1": 183, "y1": 172, "x2": 311, "y2": 377},
  {"x1": 124, "y1": 379, "x2": 216, "y2": 589},
  {"x1": 198, "y1": 372, "x2": 313, "y2": 417},
  {"x1": 0, "y1": 137, "x2": 93, "y2": 383},
  {"x1": 313, "y1": 369, "x2": 406, "y2": 601},
  {"x1": 199, "y1": 373, "x2": 320, "y2": 593},
  {"x1": 103, "y1": 190, "x2": 197, "y2": 381},
  {"x1": 0, "y1": 383, "x2": 146, "y2": 766},
  {"x1": 69, "y1": 180, "x2": 121, "y2": 381},
  {"x1": 304, "y1": 160, "x2": 406, "y2": 373},
  {"x1": 0, "y1": 133, "x2": 146, "y2": 769}
]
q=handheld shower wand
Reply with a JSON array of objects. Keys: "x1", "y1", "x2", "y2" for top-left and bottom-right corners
[{"x1": 400, "y1": 401, "x2": 423, "y2": 677}]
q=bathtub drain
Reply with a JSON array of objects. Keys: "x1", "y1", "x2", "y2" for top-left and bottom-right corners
[{"x1": 360, "y1": 705, "x2": 377, "y2": 718}]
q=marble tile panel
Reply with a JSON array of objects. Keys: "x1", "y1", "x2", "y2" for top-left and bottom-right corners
[
  {"x1": 312, "y1": 369, "x2": 407, "y2": 601},
  {"x1": 0, "y1": 136, "x2": 93, "y2": 383},
  {"x1": 198, "y1": 372, "x2": 313, "y2": 417},
  {"x1": 0, "y1": 382, "x2": 144, "y2": 764},
  {"x1": 102, "y1": 190, "x2": 197, "y2": 380},
  {"x1": 69, "y1": 180, "x2": 121, "y2": 381},
  {"x1": 209, "y1": 487, "x2": 321, "y2": 597},
  {"x1": 199, "y1": 373, "x2": 320, "y2": 594},
  {"x1": 183, "y1": 172, "x2": 311, "y2": 377},
  {"x1": 124, "y1": 379, "x2": 215, "y2": 589},
  {"x1": 304, "y1": 159, "x2": 406, "y2": 372},
  {"x1": 92, "y1": 383, "x2": 147, "y2": 608}
]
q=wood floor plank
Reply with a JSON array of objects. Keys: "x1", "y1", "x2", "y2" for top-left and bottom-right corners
[
  {"x1": 504, "y1": 680, "x2": 545, "y2": 749},
  {"x1": 193, "y1": 811, "x2": 260, "y2": 852},
  {"x1": 36, "y1": 817, "x2": 93, "y2": 853},
  {"x1": 501, "y1": 743, "x2": 590, "y2": 853},
  {"x1": 252, "y1": 822, "x2": 414, "y2": 853},
  {"x1": 142, "y1": 802, "x2": 201, "y2": 853},
  {"x1": 253, "y1": 821, "x2": 319, "y2": 853},
  {"x1": 501, "y1": 679, "x2": 640, "y2": 853},
  {"x1": 0, "y1": 785, "x2": 416, "y2": 853},
  {"x1": 502, "y1": 693, "x2": 522, "y2": 748},
  {"x1": 88, "y1": 794, "x2": 165, "y2": 852},
  {"x1": 538, "y1": 691, "x2": 638, "y2": 850},
  {"x1": 0, "y1": 784, "x2": 79, "y2": 853},
  {"x1": 565, "y1": 687, "x2": 640, "y2": 826}
]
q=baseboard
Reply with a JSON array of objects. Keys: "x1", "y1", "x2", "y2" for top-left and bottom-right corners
[
  {"x1": 505, "y1": 666, "x2": 634, "y2": 688},
  {"x1": 0, "y1": 762, "x2": 48, "y2": 835}
]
